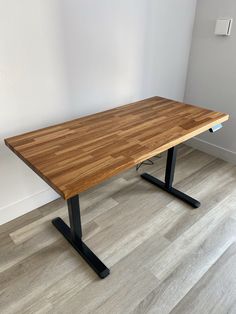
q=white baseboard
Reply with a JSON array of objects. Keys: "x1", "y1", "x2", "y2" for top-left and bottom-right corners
[
  {"x1": 187, "y1": 137, "x2": 236, "y2": 165},
  {"x1": 0, "y1": 189, "x2": 59, "y2": 225}
]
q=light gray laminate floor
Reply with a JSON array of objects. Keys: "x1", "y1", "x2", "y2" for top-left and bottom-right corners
[{"x1": 1, "y1": 145, "x2": 236, "y2": 314}]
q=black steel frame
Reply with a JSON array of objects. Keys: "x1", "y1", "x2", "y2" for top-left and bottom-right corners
[
  {"x1": 51, "y1": 146, "x2": 199, "y2": 279},
  {"x1": 52, "y1": 195, "x2": 110, "y2": 279},
  {"x1": 141, "y1": 146, "x2": 201, "y2": 208}
]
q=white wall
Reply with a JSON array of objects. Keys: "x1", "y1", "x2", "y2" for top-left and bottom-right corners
[
  {"x1": 0, "y1": 0, "x2": 197, "y2": 224},
  {"x1": 185, "y1": 0, "x2": 236, "y2": 164}
]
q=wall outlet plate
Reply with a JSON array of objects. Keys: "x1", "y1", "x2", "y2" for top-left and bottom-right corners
[{"x1": 215, "y1": 18, "x2": 233, "y2": 36}]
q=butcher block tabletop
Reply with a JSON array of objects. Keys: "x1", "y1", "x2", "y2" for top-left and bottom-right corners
[{"x1": 5, "y1": 96, "x2": 229, "y2": 199}]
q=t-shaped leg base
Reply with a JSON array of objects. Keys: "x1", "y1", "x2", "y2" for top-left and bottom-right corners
[
  {"x1": 141, "y1": 147, "x2": 201, "y2": 209},
  {"x1": 52, "y1": 195, "x2": 110, "y2": 279}
]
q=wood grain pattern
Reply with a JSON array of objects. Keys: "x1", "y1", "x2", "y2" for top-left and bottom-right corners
[{"x1": 4, "y1": 96, "x2": 229, "y2": 199}]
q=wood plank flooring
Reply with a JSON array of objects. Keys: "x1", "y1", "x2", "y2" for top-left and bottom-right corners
[{"x1": 0, "y1": 145, "x2": 236, "y2": 314}]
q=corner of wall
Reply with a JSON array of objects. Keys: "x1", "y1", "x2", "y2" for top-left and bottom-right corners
[{"x1": 187, "y1": 137, "x2": 236, "y2": 165}]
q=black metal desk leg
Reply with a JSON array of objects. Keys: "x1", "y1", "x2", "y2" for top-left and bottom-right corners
[
  {"x1": 52, "y1": 195, "x2": 110, "y2": 279},
  {"x1": 67, "y1": 195, "x2": 82, "y2": 241},
  {"x1": 165, "y1": 147, "x2": 177, "y2": 189},
  {"x1": 141, "y1": 146, "x2": 201, "y2": 208}
]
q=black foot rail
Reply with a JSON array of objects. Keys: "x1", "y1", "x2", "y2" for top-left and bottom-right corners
[
  {"x1": 52, "y1": 195, "x2": 110, "y2": 279},
  {"x1": 141, "y1": 147, "x2": 201, "y2": 209}
]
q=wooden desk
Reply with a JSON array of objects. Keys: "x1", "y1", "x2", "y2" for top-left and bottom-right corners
[{"x1": 5, "y1": 96, "x2": 229, "y2": 278}]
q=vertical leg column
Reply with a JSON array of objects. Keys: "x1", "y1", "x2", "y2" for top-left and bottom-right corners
[
  {"x1": 141, "y1": 146, "x2": 201, "y2": 208},
  {"x1": 52, "y1": 195, "x2": 110, "y2": 279},
  {"x1": 67, "y1": 195, "x2": 82, "y2": 241},
  {"x1": 165, "y1": 147, "x2": 177, "y2": 189}
]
